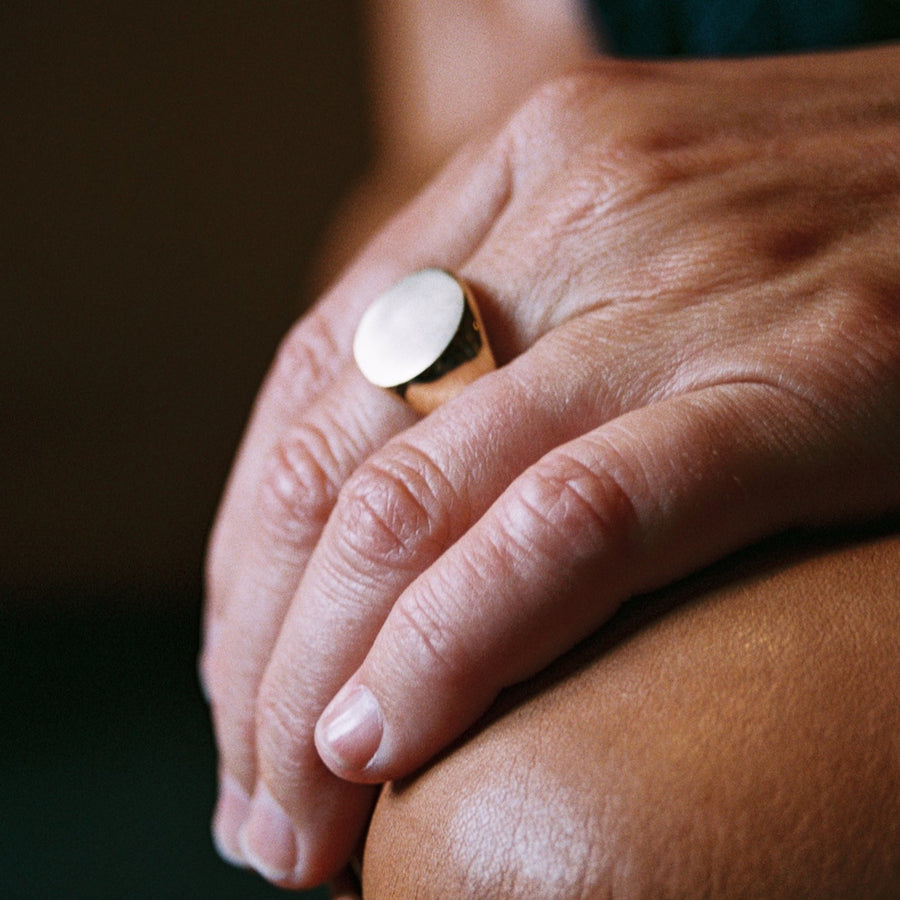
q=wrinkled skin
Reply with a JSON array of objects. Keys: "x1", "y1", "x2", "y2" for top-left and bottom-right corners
[{"x1": 201, "y1": 47, "x2": 900, "y2": 888}]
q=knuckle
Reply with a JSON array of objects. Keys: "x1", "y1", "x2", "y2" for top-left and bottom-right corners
[
  {"x1": 519, "y1": 69, "x2": 596, "y2": 123},
  {"x1": 391, "y1": 586, "x2": 474, "y2": 690},
  {"x1": 508, "y1": 66, "x2": 685, "y2": 216},
  {"x1": 507, "y1": 63, "x2": 629, "y2": 144},
  {"x1": 335, "y1": 444, "x2": 455, "y2": 570},
  {"x1": 267, "y1": 313, "x2": 339, "y2": 409},
  {"x1": 254, "y1": 677, "x2": 310, "y2": 784},
  {"x1": 507, "y1": 71, "x2": 601, "y2": 165},
  {"x1": 256, "y1": 425, "x2": 341, "y2": 546},
  {"x1": 514, "y1": 61, "x2": 653, "y2": 129},
  {"x1": 505, "y1": 451, "x2": 640, "y2": 567}
]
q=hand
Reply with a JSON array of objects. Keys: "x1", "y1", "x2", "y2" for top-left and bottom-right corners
[{"x1": 201, "y1": 46, "x2": 900, "y2": 887}]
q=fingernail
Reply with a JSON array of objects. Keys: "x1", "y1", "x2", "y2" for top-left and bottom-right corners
[
  {"x1": 238, "y1": 784, "x2": 304, "y2": 885},
  {"x1": 212, "y1": 775, "x2": 250, "y2": 867},
  {"x1": 316, "y1": 684, "x2": 383, "y2": 774}
]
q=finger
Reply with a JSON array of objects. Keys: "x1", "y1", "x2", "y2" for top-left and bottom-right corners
[
  {"x1": 313, "y1": 381, "x2": 850, "y2": 782},
  {"x1": 203, "y1": 131, "x2": 513, "y2": 638},
  {"x1": 207, "y1": 135, "x2": 516, "y2": 886},
  {"x1": 203, "y1": 136, "x2": 512, "y2": 865},
  {"x1": 205, "y1": 365, "x2": 414, "y2": 863},
  {"x1": 237, "y1": 334, "x2": 623, "y2": 886},
  {"x1": 238, "y1": 291, "x2": 730, "y2": 886}
]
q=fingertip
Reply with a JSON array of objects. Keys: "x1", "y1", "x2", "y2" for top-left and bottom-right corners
[
  {"x1": 212, "y1": 774, "x2": 250, "y2": 868},
  {"x1": 238, "y1": 783, "x2": 311, "y2": 887}
]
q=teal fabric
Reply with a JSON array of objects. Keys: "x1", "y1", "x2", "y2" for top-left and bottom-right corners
[{"x1": 587, "y1": 0, "x2": 900, "y2": 56}]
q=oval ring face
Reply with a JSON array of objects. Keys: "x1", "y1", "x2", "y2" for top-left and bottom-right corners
[{"x1": 353, "y1": 269, "x2": 466, "y2": 388}]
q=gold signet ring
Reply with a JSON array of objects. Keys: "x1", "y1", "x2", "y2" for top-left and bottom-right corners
[{"x1": 353, "y1": 268, "x2": 496, "y2": 415}]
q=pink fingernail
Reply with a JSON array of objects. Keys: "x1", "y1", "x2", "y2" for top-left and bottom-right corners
[
  {"x1": 238, "y1": 784, "x2": 303, "y2": 885},
  {"x1": 317, "y1": 684, "x2": 383, "y2": 774},
  {"x1": 212, "y1": 775, "x2": 250, "y2": 867}
]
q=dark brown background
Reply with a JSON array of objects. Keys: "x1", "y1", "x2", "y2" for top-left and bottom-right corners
[
  {"x1": 2, "y1": 1, "x2": 369, "y2": 602},
  {"x1": 2, "y1": 4, "x2": 368, "y2": 896}
]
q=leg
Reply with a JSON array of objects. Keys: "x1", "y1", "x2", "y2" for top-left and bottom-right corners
[{"x1": 362, "y1": 526, "x2": 900, "y2": 898}]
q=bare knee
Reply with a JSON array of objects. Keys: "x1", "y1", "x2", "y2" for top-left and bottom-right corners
[{"x1": 363, "y1": 530, "x2": 900, "y2": 898}]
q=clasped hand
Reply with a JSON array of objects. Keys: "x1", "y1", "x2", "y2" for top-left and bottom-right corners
[{"x1": 201, "y1": 48, "x2": 900, "y2": 888}]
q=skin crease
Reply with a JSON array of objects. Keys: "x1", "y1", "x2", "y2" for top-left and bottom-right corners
[{"x1": 201, "y1": 44, "x2": 900, "y2": 889}]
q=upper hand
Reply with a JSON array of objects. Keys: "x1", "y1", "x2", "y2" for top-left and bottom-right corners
[{"x1": 201, "y1": 46, "x2": 900, "y2": 887}]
